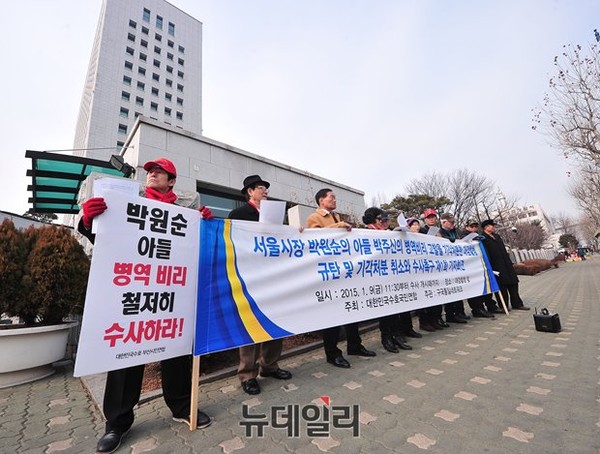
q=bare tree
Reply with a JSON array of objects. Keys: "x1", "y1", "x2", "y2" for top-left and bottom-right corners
[
  {"x1": 500, "y1": 223, "x2": 549, "y2": 250},
  {"x1": 568, "y1": 166, "x2": 600, "y2": 228},
  {"x1": 577, "y1": 213, "x2": 600, "y2": 250},
  {"x1": 551, "y1": 211, "x2": 576, "y2": 235}
]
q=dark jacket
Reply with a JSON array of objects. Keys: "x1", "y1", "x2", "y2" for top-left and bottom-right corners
[
  {"x1": 480, "y1": 232, "x2": 518, "y2": 286},
  {"x1": 228, "y1": 203, "x2": 259, "y2": 221},
  {"x1": 439, "y1": 227, "x2": 458, "y2": 242}
]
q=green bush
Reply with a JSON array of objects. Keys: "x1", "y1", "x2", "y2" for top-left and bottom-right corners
[{"x1": 0, "y1": 219, "x2": 90, "y2": 326}]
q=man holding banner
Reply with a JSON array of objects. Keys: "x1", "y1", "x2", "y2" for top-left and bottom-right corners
[
  {"x1": 228, "y1": 175, "x2": 292, "y2": 395},
  {"x1": 78, "y1": 158, "x2": 213, "y2": 453}
]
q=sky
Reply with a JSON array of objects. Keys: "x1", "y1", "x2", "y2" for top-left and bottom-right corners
[{"x1": 2, "y1": 0, "x2": 598, "y2": 220}]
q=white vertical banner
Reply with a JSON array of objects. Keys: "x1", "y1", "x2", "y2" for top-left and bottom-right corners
[{"x1": 74, "y1": 191, "x2": 199, "y2": 377}]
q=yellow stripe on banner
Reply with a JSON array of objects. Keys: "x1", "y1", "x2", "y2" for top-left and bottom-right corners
[
  {"x1": 223, "y1": 220, "x2": 272, "y2": 343},
  {"x1": 479, "y1": 254, "x2": 492, "y2": 294}
]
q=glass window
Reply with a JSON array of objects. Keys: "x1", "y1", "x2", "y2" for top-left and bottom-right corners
[
  {"x1": 155, "y1": 33, "x2": 162, "y2": 42},
  {"x1": 136, "y1": 96, "x2": 144, "y2": 106},
  {"x1": 166, "y1": 79, "x2": 173, "y2": 87},
  {"x1": 117, "y1": 140, "x2": 125, "y2": 147},
  {"x1": 143, "y1": 8, "x2": 150, "y2": 22},
  {"x1": 176, "y1": 97, "x2": 183, "y2": 106},
  {"x1": 176, "y1": 111, "x2": 183, "y2": 120},
  {"x1": 156, "y1": 15, "x2": 163, "y2": 29},
  {"x1": 177, "y1": 83, "x2": 184, "y2": 92},
  {"x1": 137, "y1": 81, "x2": 145, "y2": 91},
  {"x1": 119, "y1": 107, "x2": 129, "y2": 117},
  {"x1": 166, "y1": 65, "x2": 173, "y2": 74},
  {"x1": 153, "y1": 59, "x2": 160, "y2": 68},
  {"x1": 124, "y1": 61, "x2": 133, "y2": 70},
  {"x1": 121, "y1": 91, "x2": 130, "y2": 101},
  {"x1": 167, "y1": 40, "x2": 174, "y2": 48},
  {"x1": 123, "y1": 75, "x2": 132, "y2": 85},
  {"x1": 118, "y1": 123, "x2": 128, "y2": 134},
  {"x1": 141, "y1": 26, "x2": 149, "y2": 35},
  {"x1": 154, "y1": 45, "x2": 161, "y2": 55},
  {"x1": 151, "y1": 102, "x2": 158, "y2": 111},
  {"x1": 164, "y1": 107, "x2": 172, "y2": 116},
  {"x1": 138, "y1": 67, "x2": 146, "y2": 76},
  {"x1": 165, "y1": 92, "x2": 172, "y2": 101},
  {"x1": 141, "y1": 39, "x2": 148, "y2": 48},
  {"x1": 129, "y1": 19, "x2": 137, "y2": 28},
  {"x1": 151, "y1": 87, "x2": 159, "y2": 96},
  {"x1": 127, "y1": 33, "x2": 135, "y2": 42},
  {"x1": 168, "y1": 22, "x2": 175, "y2": 36},
  {"x1": 134, "y1": 111, "x2": 141, "y2": 118},
  {"x1": 139, "y1": 52, "x2": 147, "y2": 61},
  {"x1": 167, "y1": 52, "x2": 174, "y2": 61},
  {"x1": 126, "y1": 46, "x2": 134, "y2": 56},
  {"x1": 178, "y1": 58, "x2": 184, "y2": 66},
  {"x1": 177, "y1": 70, "x2": 184, "y2": 79},
  {"x1": 152, "y1": 73, "x2": 159, "y2": 82},
  {"x1": 178, "y1": 45, "x2": 185, "y2": 54}
]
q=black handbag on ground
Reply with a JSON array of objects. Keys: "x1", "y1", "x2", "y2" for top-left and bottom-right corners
[{"x1": 533, "y1": 308, "x2": 561, "y2": 333}]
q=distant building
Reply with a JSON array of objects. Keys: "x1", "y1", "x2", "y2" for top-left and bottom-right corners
[
  {"x1": 73, "y1": 0, "x2": 202, "y2": 161},
  {"x1": 501, "y1": 203, "x2": 555, "y2": 235}
]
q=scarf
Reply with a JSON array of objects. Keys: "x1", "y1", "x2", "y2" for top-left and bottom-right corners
[{"x1": 145, "y1": 186, "x2": 177, "y2": 204}]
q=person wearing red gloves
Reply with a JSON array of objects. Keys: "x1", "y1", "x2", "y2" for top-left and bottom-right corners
[{"x1": 78, "y1": 157, "x2": 213, "y2": 453}]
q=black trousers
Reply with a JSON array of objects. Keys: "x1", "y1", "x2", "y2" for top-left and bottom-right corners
[
  {"x1": 500, "y1": 283, "x2": 524, "y2": 309},
  {"x1": 103, "y1": 355, "x2": 192, "y2": 431},
  {"x1": 444, "y1": 300, "x2": 467, "y2": 317},
  {"x1": 380, "y1": 312, "x2": 414, "y2": 337},
  {"x1": 468, "y1": 294, "x2": 499, "y2": 312},
  {"x1": 322, "y1": 323, "x2": 362, "y2": 359}
]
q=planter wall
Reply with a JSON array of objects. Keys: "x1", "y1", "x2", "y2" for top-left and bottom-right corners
[{"x1": 0, "y1": 321, "x2": 77, "y2": 388}]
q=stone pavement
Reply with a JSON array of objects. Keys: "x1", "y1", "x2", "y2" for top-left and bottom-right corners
[{"x1": 1, "y1": 258, "x2": 599, "y2": 453}]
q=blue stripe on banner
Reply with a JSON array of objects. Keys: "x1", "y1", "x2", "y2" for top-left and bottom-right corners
[{"x1": 477, "y1": 242, "x2": 500, "y2": 293}]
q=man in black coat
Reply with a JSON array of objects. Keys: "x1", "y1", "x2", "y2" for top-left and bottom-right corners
[
  {"x1": 228, "y1": 175, "x2": 292, "y2": 395},
  {"x1": 480, "y1": 219, "x2": 530, "y2": 311}
]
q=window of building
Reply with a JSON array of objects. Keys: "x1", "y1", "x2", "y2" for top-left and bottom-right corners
[
  {"x1": 141, "y1": 26, "x2": 149, "y2": 35},
  {"x1": 155, "y1": 33, "x2": 162, "y2": 42},
  {"x1": 121, "y1": 91, "x2": 130, "y2": 101},
  {"x1": 167, "y1": 40, "x2": 174, "y2": 48},
  {"x1": 165, "y1": 92, "x2": 172, "y2": 102},
  {"x1": 151, "y1": 102, "x2": 158, "y2": 111},
  {"x1": 167, "y1": 52, "x2": 174, "y2": 61},
  {"x1": 138, "y1": 67, "x2": 146, "y2": 76},
  {"x1": 176, "y1": 97, "x2": 183, "y2": 106},
  {"x1": 134, "y1": 111, "x2": 141, "y2": 118},
  {"x1": 143, "y1": 8, "x2": 150, "y2": 22},
  {"x1": 166, "y1": 78, "x2": 173, "y2": 87},
  {"x1": 178, "y1": 45, "x2": 185, "y2": 54},
  {"x1": 164, "y1": 107, "x2": 172, "y2": 116},
  {"x1": 177, "y1": 83, "x2": 184, "y2": 92},
  {"x1": 139, "y1": 52, "x2": 147, "y2": 61},
  {"x1": 177, "y1": 70, "x2": 184, "y2": 79},
  {"x1": 166, "y1": 65, "x2": 173, "y2": 74},
  {"x1": 151, "y1": 87, "x2": 159, "y2": 96},
  {"x1": 123, "y1": 75, "x2": 132, "y2": 86},
  {"x1": 126, "y1": 46, "x2": 134, "y2": 56},
  {"x1": 118, "y1": 123, "x2": 128, "y2": 134},
  {"x1": 141, "y1": 39, "x2": 148, "y2": 48},
  {"x1": 136, "y1": 96, "x2": 144, "y2": 106},
  {"x1": 124, "y1": 60, "x2": 133, "y2": 70},
  {"x1": 117, "y1": 140, "x2": 125, "y2": 147},
  {"x1": 168, "y1": 22, "x2": 175, "y2": 36},
  {"x1": 178, "y1": 58, "x2": 184, "y2": 66},
  {"x1": 152, "y1": 73, "x2": 160, "y2": 82},
  {"x1": 129, "y1": 19, "x2": 137, "y2": 29},
  {"x1": 154, "y1": 45, "x2": 161, "y2": 55},
  {"x1": 176, "y1": 111, "x2": 183, "y2": 120},
  {"x1": 137, "y1": 81, "x2": 145, "y2": 91},
  {"x1": 127, "y1": 33, "x2": 135, "y2": 42},
  {"x1": 119, "y1": 107, "x2": 129, "y2": 118},
  {"x1": 156, "y1": 15, "x2": 163, "y2": 29},
  {"x1": 153, "y1": 59, "x2": 160, "y2": 68}
]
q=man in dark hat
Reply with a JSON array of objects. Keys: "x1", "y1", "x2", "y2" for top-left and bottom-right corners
[
  {"x1": 480, "y1": 219, "x2": 530, "y2": 311},
  {"x1": 228, "y1": 175, "x2": 292, "y2": 395},
  {"x1": 79, "y1": 157, "x2": 213, "y2": 453}
]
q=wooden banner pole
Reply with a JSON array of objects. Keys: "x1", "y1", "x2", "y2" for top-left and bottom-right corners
[
  {"x1": 189, "y1": 355, "x2": 201, "y2": 431},
  {"x1": 496, "y1": 291, "x2": 510, "y2": 316}
]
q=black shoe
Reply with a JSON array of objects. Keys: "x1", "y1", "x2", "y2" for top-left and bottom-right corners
[
  {"x1": 382, "y1": 337, "x2": 399, "y2": 353},
  {"x1": 327, "y1": 355, "x2": 351, "y2": 368},
  {"x1": 404, "y1": 328, "x2": 423, "y2": 338},
  {"x1": 492, "y1": 308, "x2": 505, "y2": 314},
  {"x1": 446, "y1": 315, "x2": 468, "y2": 324},
  {"x1": 392, "y1": 336, "x2": 413, "y2": 350},
  {"x1": 472, "y1": 309, "x2": 495, "y2": 318},
  {"x1": 241, "y1": 378, "x2": 261, "y2": 395},
  {"x1": 97, "y1": 429, "x2": 128, "y2": 453},
  {"x1": 347, "y1": 345, "x2": 377, "y2": 357},
  {"x1": 419, "y1": 322, "x2": 437, "y2": 332},
  {"x1": 434, "y1": 318, "x2": 450, "y2": 328},
  {"x1": 172, "y1": 410, "x2": 212, "y2": 429},
  {"x1": 512, "y1": 306, "x2": 530, "y2": 311},
  {"x1": 456, "y1": 312, "x2": 471, "y2": 320},
  {"x1": 260, "y1": 368, "x2": 292, "y2": 380}
]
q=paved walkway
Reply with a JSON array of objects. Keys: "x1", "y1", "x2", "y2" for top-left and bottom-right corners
[{"x1": 1, "y1": 258, "x2": 599, "y2": 453}]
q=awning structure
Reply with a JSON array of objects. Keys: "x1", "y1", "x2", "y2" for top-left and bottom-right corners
[{"x1": 26, "y1": 150, "x2": 127, "y2": 214}]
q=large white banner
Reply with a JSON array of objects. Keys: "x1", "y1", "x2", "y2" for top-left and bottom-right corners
[
  {"x1": 74, "y1": 192, "x2": 199, "y2": 377},
  {"x1": 194, "y1": 220, "x2": 498, "y2": 355}
]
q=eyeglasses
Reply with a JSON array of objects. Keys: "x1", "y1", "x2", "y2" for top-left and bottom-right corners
[{"x1": 254, "y1": 185, "x2": 269, "y2": 191}]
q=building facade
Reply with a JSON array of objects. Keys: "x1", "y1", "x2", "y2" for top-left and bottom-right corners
[{"x1": 73, "y1": 0, "x2": 202, "y2": 160}]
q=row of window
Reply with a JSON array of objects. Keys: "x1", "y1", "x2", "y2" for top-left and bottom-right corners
[
  {"x1": 123, "y1": 67, "x2": 184, "y2": 92},
  {"x1": 131, "y1": 12, "x2": 183, "y2": 51},
  {"x1": 120, "y1": 91, "x2": 184, "y2": 114},
  {"x1": 124, "y1": 52, "x2": 184, "y2": 78},
  {"x1": 122, "y1": 79, "x2": 184, "y2": 103},
  {"x1": 127, "y1": 32, "x2": 185, "y2": 59}
]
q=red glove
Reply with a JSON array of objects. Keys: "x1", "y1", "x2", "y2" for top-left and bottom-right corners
[
  {"x1": 199, "y1": 205, "x2": 214, "y2": 220},
  {"x1": 82, "y1": 197, "x2": 107, "y2": 229}
]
